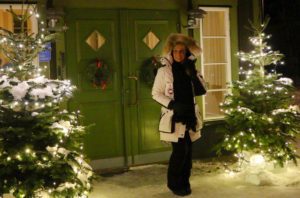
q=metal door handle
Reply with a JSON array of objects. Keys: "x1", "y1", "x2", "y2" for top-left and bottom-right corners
[{"x1": 128, "y1": 75, "x2": 139, "y2": 105}]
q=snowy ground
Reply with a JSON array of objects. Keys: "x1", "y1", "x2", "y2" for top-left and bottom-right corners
[
  {"x1": 90, "y1": 139, "x2": 300, "y2": 198},
  {"x1": 90, "y1": 159, "x2": 300, "y2": 198}
]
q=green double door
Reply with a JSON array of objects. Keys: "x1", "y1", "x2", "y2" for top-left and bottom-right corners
[{"x1": 65, "y1": 9, "x2": 179, "y2": 169}]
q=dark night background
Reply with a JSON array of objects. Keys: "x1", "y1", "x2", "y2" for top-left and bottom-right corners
[{"x1": 264, "y1": 0, "x2": 300, "y2": 87}]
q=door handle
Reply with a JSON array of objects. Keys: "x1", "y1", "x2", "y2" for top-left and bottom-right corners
[{"x1": 128, "y1": 75, "x2": 139, "y2": 105}]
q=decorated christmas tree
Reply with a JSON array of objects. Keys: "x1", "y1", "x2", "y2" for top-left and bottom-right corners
[
  {"x1": 0, "y1": 4, "x2": 93, "y2": 198},
  {"x1": 218, "y1": 18, "x2": 300, "y2": 168}
]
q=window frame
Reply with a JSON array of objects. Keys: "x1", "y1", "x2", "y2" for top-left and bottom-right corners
[
  {"x1": 199, "y1": 7, "x2": 232, "y2": 121},
  {"x1": 0, "y1": 4, "x2": 38, "y2": 67}
]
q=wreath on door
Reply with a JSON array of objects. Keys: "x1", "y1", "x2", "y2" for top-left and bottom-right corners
[
  {"x1": 86, "y1": 59, "x2": 111, "y2": 90},
  {"x1": 140, "y1": 56, "x2": 163, "y2": 87}
]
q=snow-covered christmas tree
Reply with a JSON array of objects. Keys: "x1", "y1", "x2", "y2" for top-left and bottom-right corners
[
  {"x1": 218, "y1": 18, "x2": 300, "y2": 168},
  {"x1": 0, "y1": 4, "x2": 93, "y2": 198}
]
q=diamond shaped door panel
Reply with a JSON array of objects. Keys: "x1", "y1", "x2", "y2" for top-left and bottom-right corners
[
  {"x1": 143, "y1": 31, "x2": 160, "y2": 50},
  {"x1": 85, "y1": 30, "x2": 106, "y2": 51}
]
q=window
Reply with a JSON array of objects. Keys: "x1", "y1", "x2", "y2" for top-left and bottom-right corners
[
  {"x1": 199, "y1": 7, "x2": 232, "y2": 120},
  {"x1": 0, "y1": 4, "x2": 37, "y2": 67}
]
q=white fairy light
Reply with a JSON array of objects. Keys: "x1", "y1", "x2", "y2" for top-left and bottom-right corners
[
  {"x1": 275, "y1": 87, "x2": 283, "y2": 91},
  {"x1": 250, "y1": 154, "x2": 265, "y2": 167},
  {"x1": 16, "y1": 154, "x2": 22, "y2": 160},
  {"x1": 254, "y1": 90, "x2": 262, "y2": 95},
  {"x1": 25, "y1": 148, "x2": 31, "y2": 154}
]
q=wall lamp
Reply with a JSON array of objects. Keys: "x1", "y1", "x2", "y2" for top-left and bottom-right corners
[
  {"x1": 46, "y1": 0, "x2": 67, "y2": 32},
  {"x1": 185, "y1": 6, "x2": 207, "y2": 29}
]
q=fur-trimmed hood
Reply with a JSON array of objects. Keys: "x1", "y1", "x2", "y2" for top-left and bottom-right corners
[{"x1": 163, "y1": 33, "x2": 201, "y2": 57}]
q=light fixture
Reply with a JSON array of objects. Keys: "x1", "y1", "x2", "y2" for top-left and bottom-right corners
[
  {"x1": 46, "y1": 0, "x2": 67, "y2": 32},
  {"x1": 184, "y1": 6, "x2": 207, "y2": 29}
]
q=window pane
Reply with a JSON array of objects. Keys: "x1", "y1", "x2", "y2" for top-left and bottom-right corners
[
  {"x1": 0, "y1": 8, "x2": 33, "y2": 67},
  {"x1": 205, "y1": 91, "x2": 227, "y2": 118},
  {"x1": 199, "y1": 8, "x2": 231, "y2": 120},
  {"x1": 204, "y1": 64, "x2": 227, "y2": 89},
  {"x1": 203, "y1": 11, "x2": 226, "y2": 36},
  {"x1": 203, "y1": 38, "x2": 226, "y2": 63},
  {"x1": 0, "y1": 9, "x2": 13, "y2": 67}
]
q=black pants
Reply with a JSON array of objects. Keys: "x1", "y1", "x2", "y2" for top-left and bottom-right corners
[{"x1": 167, "y1": 131, "x2": 192, "y2": 191}]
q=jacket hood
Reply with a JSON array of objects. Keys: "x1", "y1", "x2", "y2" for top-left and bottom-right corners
[{"x1": 163, "y1": 33, "x2": 202, "y2": 57}]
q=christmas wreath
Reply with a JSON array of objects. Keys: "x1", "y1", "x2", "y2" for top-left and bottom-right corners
[
  {"x1": 140, "y1": 56, "x2": 163, "y2": 86},
  {"x1": 86, "y1": 59, "x2": 110, "y2": 90}
]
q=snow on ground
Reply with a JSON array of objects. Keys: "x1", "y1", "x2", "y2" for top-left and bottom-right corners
[
  {"x1": 90, "y1": 135, "x2": 300, "y2": 198},
  {"x1": 90, "y1": 159, "x2": 300, "y2": 198}
]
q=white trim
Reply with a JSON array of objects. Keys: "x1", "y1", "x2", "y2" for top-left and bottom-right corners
[
  {"x1": 199, "y1": 7, "x2": 232, "y2": 121},
  {"x1": 200, "y1": 14, "x2": 206, "y2": 120},
  {"x1": 204, "y1": 63, "x2": 228, "y2": 65},
  {"x1": 205, "y1": 116, "x2": 226, "y2": 121},
  {"x1": 207, "y1": 89, "x2": 228, "y2": 92},
  {"x1": 203, "y1": 36, "x2": 227, "y2": 39}
]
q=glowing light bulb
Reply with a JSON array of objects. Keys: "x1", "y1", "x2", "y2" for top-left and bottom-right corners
[{"x1": 250, "y1": 154, "x2": 265, "y2": 167}]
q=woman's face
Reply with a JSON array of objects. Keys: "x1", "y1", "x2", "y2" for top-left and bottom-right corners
[{"x1": 172, "y1": 44, "x2": 186, "y2": 63}]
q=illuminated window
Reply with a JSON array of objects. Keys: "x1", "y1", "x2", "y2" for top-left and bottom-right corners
[{"x1": 199, "y1": 7, "x2": 231, "y2": 120}]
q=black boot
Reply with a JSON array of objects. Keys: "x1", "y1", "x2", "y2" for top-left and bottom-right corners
[{"x1": 170, "y1": 188, "x2": 190, "y2": 196}]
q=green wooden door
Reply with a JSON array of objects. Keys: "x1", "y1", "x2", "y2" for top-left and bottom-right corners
[
  {"x1": 65, "y1": 9, "x2": 179, "y2": 169},
  {"x1": 121, "y1": 10, "x2": 179, "y2": 165}
]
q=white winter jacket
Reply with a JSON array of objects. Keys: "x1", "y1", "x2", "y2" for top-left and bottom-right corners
[{"x1": 151, "y1": 56, "x2": 205, "y2": 142}]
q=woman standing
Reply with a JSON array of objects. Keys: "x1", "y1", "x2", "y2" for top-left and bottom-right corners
[{"x1": 152, "y1": 33, "x2": 206, "y2": 196}]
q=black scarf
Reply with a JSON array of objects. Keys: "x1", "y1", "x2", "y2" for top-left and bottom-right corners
[{"x1": 172, "y1": 61, "x2": 197, "y2": 131}]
